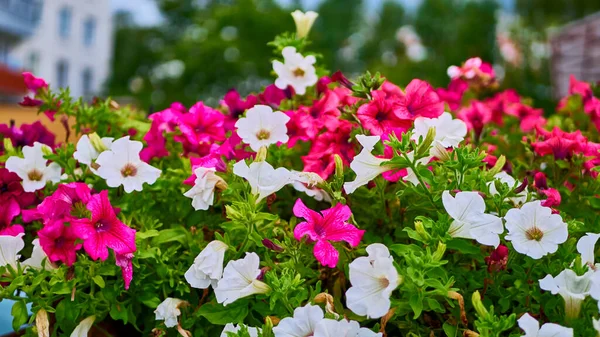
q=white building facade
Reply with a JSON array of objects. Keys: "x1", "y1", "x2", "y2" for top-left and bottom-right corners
[{"x1": 10, "y1": 0, "x2": 112, "y2": 98}]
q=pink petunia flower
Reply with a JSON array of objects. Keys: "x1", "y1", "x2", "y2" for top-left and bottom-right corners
[
  {"x1": 116, "y1": 253, "x2": 134, "y2": 290},
  {"x1": 38, "y1": 222, "x2": 82, "y2": 266},
  {"x1": 436, "y1": 78, "x2": 468, "y2": 111},
  {"x1": 72, "y1": 190, "x2": 136, "y2": 261},
  {"x1": 285, "y1": 109, "x2": 318, "y2": 148},
  {"x1": 302, "y1": 90, "x2": 342, "y2": 131},
  {"x1": 175, "y1": 102, "x2": 226, "y2": 155},
  {"x1": 302, "y1": 121, "x2": 355, "y2": 179},
  {"x1": 357, "y1": 90, "x2": 411, "y2": 136},
  {"x1": 540, "y1": 188, "x2": 561, "y2": 208},
  {"x1": 222, "y1": 89, "x2": 258, "y2": 131},
  {"x1": 19, "y1": 72, "x2": 47, "y2": 108},
  {"x1": 484, "y1": 89, "x2": 521, "y2": 125},
  {"x1": 505, "y1": 103, "x2": 546, "y2": 132},
  {"x1": 532, "y1": 127, "x2": 587, "y2": 160},
  {"x1": 457, "y1": 101, "x2": 493, "y2": 137},
  {"x1": 0, "y1": 225, "x2": 25, "y2": 236},
  {"x1": 37, "y1": 183, "x2": 92, "y2": 222},
  {"x1": 259, "y1": 84, "x2": 293, "y2": 109},
  {"x1": 293, "y1": 198, "x2": 364, "y2": 268},
  {"x1": 0, "y1": 121, "x2": 55, "y2": 149},
  {"x1": 0, "y1": 168, "x2": 36, "y2": 229},
  {"x1": 396, "y1": 79, "x2": 444, "y2": 120}
]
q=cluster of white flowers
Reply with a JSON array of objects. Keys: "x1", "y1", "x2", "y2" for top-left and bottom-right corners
[{"x1": 74, "y1": 134, "x2": 161, "y2": 193}]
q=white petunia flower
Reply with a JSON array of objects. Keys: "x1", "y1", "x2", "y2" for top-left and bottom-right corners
[
  {"x1": 233, "y1": 160, "x2": 293, "y2": 203},
  {"x1": 517, "y1": 313, "x2": 572, "y2": 337},
  {"x1": 0, "y1": 233, "x2": 24, "y2": 269},
  {"x1": 313, "y1": 318, "x2": 382, "y2": 337},
  {"x1": 411, "y1": 112, "x2": 467, "y2": 156},
  {"x1": 442, "y1": 191, "x2": 503, "y2": 247},
  {"x1": 214, "y1": 252, "x2": 270, "y2": 306},
  {"x1": 291, "y1": 10, "x2": 318, "y2": 39},
  {"x1": 154, "y1": 297, "x2": 185, "y2": 328},
  {"x1": 236, "y1": 105, "x2": 290, "y2": 152},
  {"x1": 221, "y1": 323, "x2": 261, "y2": 337},
  {"x1": 183, "y1": 167, "x2": 225, "y2": 211},
  {"x1": 343, "y1": 135, "x2": 393, "y2": 194},
  {"x1": 488, "y1": 171, "x2": 528, "y2": 205},
  {"x1": 539, "y1": 269, "x2": 600, "y2": 319},
  {"x1": 95, "y1": 136, "x2": 162, "y2": 193},
  {"x1": 184, "y1": 240, "x2": 228, "y2": 289},
  {"x1": 402, "y1": 152, "x2": 432, "y2": 186},
  {"x1": 504, "y1": 201, "x2": 568, "y2": 259},
  {"x1": 6, "y1": 142, "x2": 61, "y2": 192},
  {"x1": 24, "y1": 238, "x2": 55, "y2": 270},
  {"x1": 273, "y1": 46, "x2": 318, "y2": 95},
  {"x1": 576, "y1": 233, "x2": 600, "y2": 268},
  {"x1": 73, "y1": 134, "x2": 113, "y2": 166},
  {"x1": 346, "y1": 244, "x2": 400, "y2": 319},
  {"x1": 291, "y1": 171, "x2": 331, "y2": 202},
  {"x1": 70, "y1": 316, "x2": 96, "y2": 337},
  {"x1": 273, "y1": 304, "x2": 324, "y2": 337}
]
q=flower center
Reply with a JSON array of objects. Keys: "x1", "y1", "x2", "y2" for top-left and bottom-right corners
[
  {"x1": 120, "y1": 163, "x2": 138, "y2": 177},
  {"x1": 27, "y1": 169, "x2": 43, "y2": 181},
  {"x1": 256, "y1": 129, "x2": 271, "y2": 140},
  {"x1": 0, "y1": 184, "x2": 8, "y2": 193},
  {"x1": 525, "y1": 227, "x2": 544, "y2": 241},
  {"x1": 54, "y1": 237, "x2": 65, "y2": 248},
  {"x1": 379, "y1": 277, "x2": 390, "y2": 289},
  {"x1": 95, "y1": 220, "x2": 110, "y2": 233},
  {"x1": 292, "y1": 68, "x2": 305, "y2": 77}
]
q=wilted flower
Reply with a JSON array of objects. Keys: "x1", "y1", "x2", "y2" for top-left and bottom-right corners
[
  {"x1": 293, "y1": 198, "x2": 364, "y2": 268},
  {"x1": 115, "y1": 253, "x2": 134, "y2": 290},
  {"x1": 185, "y1": 240, "x2": 228, "y2": 289},
  {"x1": 95, "y1": 136, "x2": 162, "y2": 193},
  {"x1": 484, "y1": 244, "x2": 509, "y2": 272},
  {"x1": 273, "y1": 304, "x2": 324, "y2": 337},
  {"x1": 346, "y1": 244, "x2": 400, "y2": 318},
  {"x1": 235, "y1": 105, "x2": 290, "y2": 151},
  {"x1": 442, "y1": 191, "x2": 503, "y2": 247},
  {"x1": 214, "y1": 252, "x2": 270, "y2": 305},
  {"x1": 233, "y1": 160, "x2": 293, "y2": 203},
  {"x1": 505, "y1": 201, "x2": 568, "y2": 259},
  {"x1": 183, "y1": 167, "x2": 226, "y2": 211},
  {"x1": 273, "y1": 46, "x2": 318, "y2": 95},
  {"x1": 155, "y1": 298, "x2": 185, "y2": 328},
  {"x1": 291, "y1": 10, "x2": 318, "y2": 39},
  {"x1": 517, "y1": 313, "x2": 572, "y2": 337},
  {"x1": 6, "y1": 142, "x2": 61, "y2": 192},
  {"x1": 344, "y1": 135, "x2": 393, "y2": 194}
]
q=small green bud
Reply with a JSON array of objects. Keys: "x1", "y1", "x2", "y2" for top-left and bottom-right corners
[
  {"x1": 432, "y1": 242, "x2": 446, "y2": 261},
  {"x1": 3, "y1": 139, "x2": 15, "y2": 155},
  {"x1": 334, "y1": 154, "x2": 344, "y2": 178},
  {"x1": 472, "y1": 291, "x2": 489, "y2": 319},
  {"x1": 488, "y1": 155, "x2": 506, "y2": 177},
  {"x1": 40, "y1": 144, "x2": 53, "y2": 156},
  {"x1": 414, "y1": 220, "x2": 431, "y2": 241},
  {"x1": 88, "y1": 133, "x2": 109, "y2": 153}
]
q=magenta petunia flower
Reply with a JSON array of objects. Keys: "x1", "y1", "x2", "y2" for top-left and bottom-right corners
[
  {"x1": 38, "y1": 221, "x2": 82, "y2": 266},
  {"x1": 532, "y1": 127, "x2": 587, "y2": 160},
  {"x1": 116, "y1": 253, "x2": 134, "y2": 290},
  {"x1": 285, "y1": 109, "x2": 318, "y2": 148},
  {"x1": 175, "y1": 102, "x2": 226, "y2": 155},
  {"x1": 258, "y1": 84, "x2": 293, "y2": 109},
  {"x1": 0, "y1": 121, "x2": 56, "y2": 149},
  {"x1": 72, "y1": 190, "x2": 136, "y2": 261},
  {"x1": 436, "y1": 78, "x2": 469, "y2": 111},
  {"x1": 293, "y1": 199, "x2": 364, "y2": 268},
  {"x1": 396, "y1": 79, "x2": 444, "y2": 120},
  {"x1": 505, "y1": 103, "x2": 546, "y2": 132},
  {"x1": 457, "y1": 101, "x2": 493, "y2": 137},
  {"x1": 302, "y1": 120, "x2": 355, "y2": 180},
  {"x1": 37, "y1": 183, "x2": 92, "y2": 222},
  {"x1": 357, "y1": 90, "x2": 411, "y2": 137},
  {"x1": 222, "y1": 89, "x2": 258, "y2": 131}
]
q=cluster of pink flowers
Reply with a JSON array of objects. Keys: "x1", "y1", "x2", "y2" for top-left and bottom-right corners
[
  {"x1": 0, "y1": 120, "x2": 55, "y2": 153},
  {"x1": 558, "y1": 75, "x2": 600, "y2": 131},
  {"x1": 0, "y1": 168, "x2": 36, "y2": 235},
  {"x1": 19, "y1": 72, "x2": 57, "y2": 121},
  {"x1": 26, "y1": 183, "x2": 136, "y2": 288}
]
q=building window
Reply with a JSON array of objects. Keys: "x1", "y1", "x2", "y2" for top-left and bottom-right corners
[
  {"x1": 83, "y1": 17, "x2": 96, "y2": 47},
  {"x1": 82, "y1": 68, "x2": 93, "y2": 95},
  {"x1": 27, "y1": 52, "x2": 39, "y2": 74},
  {"x1": 56, "y1": 60, "x2": 69, "y2": 88},
  {"x1": 58, "y1": 7, "x2": 72, "y2": 39}
]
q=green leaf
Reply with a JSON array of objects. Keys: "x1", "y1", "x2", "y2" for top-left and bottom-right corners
[
  {"x1": 409, "y1": 292, "x2": 423, "y2": 319},
  {"x1": 93, "y1": 275, "x2": 105, "y2": 288},
  {"x1": 55, "y1": 299, "x2": 80, "y2": 324},
  {"x1": 152, "y1": 227, "x2": 188, "y2": 245},
  {"x1": 110, "y1": 302, "x2": 129, "y2": 323},
  {"x1": 137, "y1": 229, "x2": 160, "y2": 239},
  {"x1": 11, "y1": 300, "x2": 28, "y2": 331},
  {"x1": 196, "y1": 301, "x2": 249, "y2": 325},
  {"x1": 442, "y1": 322, "x2": 458, "y2": 337}
]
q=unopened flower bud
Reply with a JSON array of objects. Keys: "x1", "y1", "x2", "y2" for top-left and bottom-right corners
[
  {"x1": 291, "y1": 10, "x2": 318, "y2": 39},
  {"x1": 472, "y1": 291, "x2": 489, "y2": 319},
  {"x1": 534, "y1": 171, "x2": 548, "y2": 190},
  {"x1": 488, "y1": 155, "x2": 506, "y2": 177},
  {"x1": 255, "y1": 146, "x2": 268, "y2": 162},
  {"x1": 331, "y1": 71, "x2": 355, "y2": 90},
  {"x1": 265, "y1": 315, "x2": 278, "y2": 329},
  {"x1": 40, "y1": 144, "x2": 53, "y2": 156},
  {"x1": 215, "y1": 177, "x2": 228, "y2": 191},
  {"x1": 432, "y1": 242, "x2": 446, "y2": 261},
  {"x1": 314, "y1": 292, "x2": 339, "y2": 318},
  {"x1": 262, "y1": 238, "x2": 284, "y2": 252},
  {"x1": 414, "y1": 220, "x2": 431, "y2": 241},
  {"x1": 88, "y1": 132, "x2": 109, "y2": 153},
  {"x1": 294, "y1": 171, "x2": 325, "y2": 187},
  {"x1": 35, "y1": 308, "x2": 49, "y2": 337},
  {"x1": 334, "y1": 154, "x2": 344, "y2": 178},
  {"x1": 514, "y1": 177, "x2": 528, "y2": 194},
  {"x1": 3, "y1": 138, "x2": 15, "y2": 155},
  {"x1": 485, "y1": 244, "x2": 509, "y2": 273}
]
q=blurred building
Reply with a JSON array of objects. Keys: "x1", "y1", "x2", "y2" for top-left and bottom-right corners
[
  {"x1": 0, "y1": 0, "x2": 42, "y2": 101},
  {"x1": 551, "y1": 11, "x2": 600, "y2": 98},
  {"x1": 10, "y1": 0, "x2": 113, "y2": 98}
]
